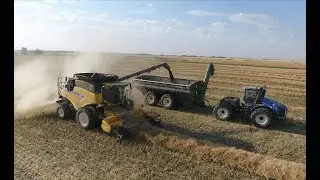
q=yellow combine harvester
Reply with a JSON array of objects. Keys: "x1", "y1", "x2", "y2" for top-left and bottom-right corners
[{"x1": 56, "y1": 72, "x2": 160, "y2": 142}]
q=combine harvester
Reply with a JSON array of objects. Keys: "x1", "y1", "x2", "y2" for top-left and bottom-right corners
[{"x1": 56, "y1": 72, "x2": 159, "y2": 142}]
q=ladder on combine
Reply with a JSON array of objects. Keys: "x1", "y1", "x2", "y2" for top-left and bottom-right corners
[{"x1": 57, "y1": 77, "x2": 68, "y2": 96}]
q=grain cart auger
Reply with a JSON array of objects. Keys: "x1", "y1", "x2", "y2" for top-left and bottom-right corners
[
  {"x1": 117, "y1": 62, "x2": 175, "y2": 81},
  {"x1": 213, "y1": 86, "x2": 288, "y2": 128},
  {"x1": 56, "y1": 73, "x2": 160, "y2": 143}
]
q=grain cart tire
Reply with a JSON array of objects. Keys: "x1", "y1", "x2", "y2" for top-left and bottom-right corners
[
  {"x1": 144, "y1": 91, "x2": 159, "y2": 106},
  {"x1": 160, "y1": 93, "x2": 175, "y2": 109},
  {"x1": 76, "y1": 107, "x2": 96, "y2": 129},
  {"x1": 57, "y1": 103, "x2": 72, "y2": 119},
  {"x1": 213, "y1": 104, "x2": 233, "y2": 121},
  {"x1": 250, "y1": 108, "x2": 272, "y2": 128}
]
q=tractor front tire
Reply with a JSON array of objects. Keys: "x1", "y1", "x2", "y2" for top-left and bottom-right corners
[
  {"x1": 145, "y1": 91, "x2": 159, "y2": 106},
  {"x1": 250, "y1": 108, "x2": 272, "y2": 128},
  {"x1": 76, "y1": 107, "x2": 97, "y2": 129},
  {"x1": 57, "y1": 103, "x2": 72, "y2": 119},
  {"x1": 160, "y1": 93, "x2": 175, "y2": 109},
  {"x1": 213, "y1": 104, "x2": 233, "y2": 121}
]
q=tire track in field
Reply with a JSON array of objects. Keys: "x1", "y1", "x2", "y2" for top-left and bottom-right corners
[
  {"x1": 210, "y1": 77, "x2": 305, "y2": 89},
  {"x1": 111, "y1": 66, "x2": 306, "y2": 89},
  {"x1": 14, "y1": 117, "x2": 264, "y2": 180},
  {"x1": 110, "y1": 63, "x2": 306, "y2": 83},
  {"x1": 144, "y1": 106, "x2": 306, "y2": 164},
  {"x1": 207, "y1": 82, "x2": 305, "y2": 95}
]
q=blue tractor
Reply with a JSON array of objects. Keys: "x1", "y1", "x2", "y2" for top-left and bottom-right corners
[{"x1": 213, "y1": 86, "x2": 287, "y2": 128}]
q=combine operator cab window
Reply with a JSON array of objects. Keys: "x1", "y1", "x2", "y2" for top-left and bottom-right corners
[
  {"x1": 74, "y1": 80, "x2": 102, "y2": 93},
  {"x1": 102, "y1": 85, "x2": 123, "y2": 104}
]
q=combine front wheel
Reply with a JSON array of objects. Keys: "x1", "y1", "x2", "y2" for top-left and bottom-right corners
[{"x1": 76, "y1": 107, "x2": 96, "y2": 129}]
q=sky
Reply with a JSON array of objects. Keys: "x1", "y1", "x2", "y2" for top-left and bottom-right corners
[{"x1": 14, "y1": 0, "x2": 306, "y2": 60}]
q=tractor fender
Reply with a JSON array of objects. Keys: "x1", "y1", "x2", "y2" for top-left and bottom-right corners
[
  {"x1": 248, "y1": 105, "x2": 272, "y2": 116},
  {"x1": 219, "y1": 97, "x2": 240, "y2": 109}
]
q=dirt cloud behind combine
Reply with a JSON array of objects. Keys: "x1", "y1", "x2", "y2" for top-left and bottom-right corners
[{"x1": 14, "y1": 53, "x2": 118, "y2": 119}]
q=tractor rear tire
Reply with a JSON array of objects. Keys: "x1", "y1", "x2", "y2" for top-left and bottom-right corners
[
  {"x1": 213, "y1": 104, "x2": 233, "y2": 121},
  {"x1": 160, "y1": 93, "x2": 175, "y2": 109},
  {"x1": 76, "y1": 107, "x2": 97, "y2": 129},
  {"x1": 57, "y1": 103, "x2": 72, "y2": 119},
  {"x1": 144, "y1": 91, "x2": 159, "y2": 106},
  {"x1": 250, "y1": 108, "x2": 272, "y2": 128}
]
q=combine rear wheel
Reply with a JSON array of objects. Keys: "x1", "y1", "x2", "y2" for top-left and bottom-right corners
[
  {"x1": 57, "y1": 103, "x2": 72, "y2": 119},
  {"x1": 76, "y1": 107, "x2": 96, "y2": 129}
]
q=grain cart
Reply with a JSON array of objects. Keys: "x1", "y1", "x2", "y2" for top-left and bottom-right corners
[
  {"x1": 56, "y1": 72, "x2": 160, "y2": 142},
  {"x1": 131, "y1": 63, "x2": 215, "y2": 109},
  {"x1": 213, "y1": 86, "x2": 287, "y2": 128}
]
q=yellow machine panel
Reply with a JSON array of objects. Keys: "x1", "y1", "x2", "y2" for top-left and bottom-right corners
[{"x1": 60, "y1": 87, "x2": 104, "y2": 110}]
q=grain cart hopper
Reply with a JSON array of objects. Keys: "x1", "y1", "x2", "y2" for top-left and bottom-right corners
[
  {"x1": 56, "y1": 72, "x2": 160, "y2": 142},
  {"x1": 130, "y1": 63, "x2": 215, "y2": 109},
  {"x1": 213, "y1": 86, "x2": 288, "y2": 128}
]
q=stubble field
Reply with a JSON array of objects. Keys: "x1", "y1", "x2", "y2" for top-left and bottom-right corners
[{"x1": 14, "y1": 53, "x2": 306, "y2": 180}]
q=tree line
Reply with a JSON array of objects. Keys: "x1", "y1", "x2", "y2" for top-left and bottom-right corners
[{"x1": 20, "y1": 47, "x2": 44, "y2": 55}]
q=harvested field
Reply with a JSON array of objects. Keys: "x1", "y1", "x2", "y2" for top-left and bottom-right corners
[{"x1": 14, "y1": 54, "x2": 306, "y2": 179}]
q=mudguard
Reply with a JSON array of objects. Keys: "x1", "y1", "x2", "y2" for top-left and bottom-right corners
[
  {"x1": 219, "y1": 97, "x2": 241, "y2": 109},
  {"x1": 248, "y1": 105, "x2": 272, "y2": 117}
]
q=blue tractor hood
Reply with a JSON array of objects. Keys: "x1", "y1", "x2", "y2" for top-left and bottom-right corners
[{"x1": 262, "y1": 97, "x2": 287, "y2": 117}]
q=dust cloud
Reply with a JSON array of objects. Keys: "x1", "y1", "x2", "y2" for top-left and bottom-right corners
[{"x1": 14, "y1": 53, "x2": 119, "y2": 119}]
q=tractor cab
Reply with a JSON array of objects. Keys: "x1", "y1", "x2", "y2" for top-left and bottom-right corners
[{"x1": 243, "y1": 86, "x2": 266, "y2": 104}]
